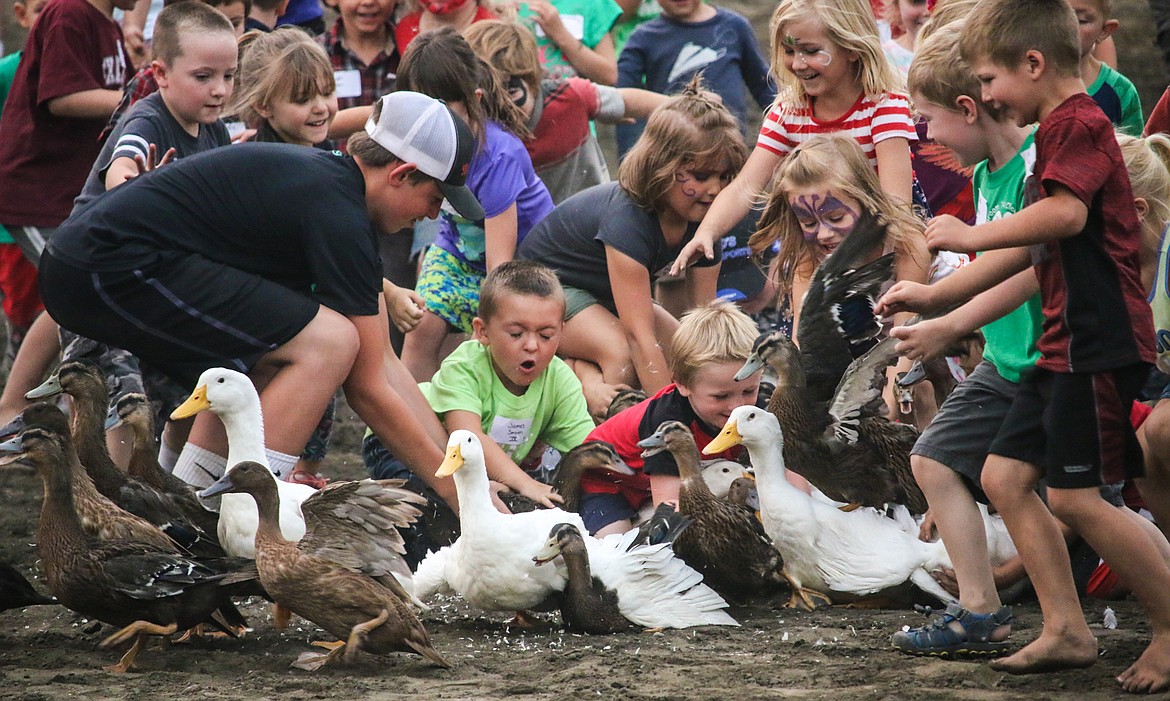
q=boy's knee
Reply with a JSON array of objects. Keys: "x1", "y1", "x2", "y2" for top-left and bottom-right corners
[{"x1": 911, "y1": 454, "x2": 956, "y2": 490}]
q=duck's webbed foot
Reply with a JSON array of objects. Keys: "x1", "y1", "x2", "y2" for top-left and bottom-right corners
[
  {"x1": 344, "y1": 608, "x2": 391, "y2": 664},
  {"x1": 292, "y1": 640, "x2": 347, "y2": 671},
  {"x1": 505, "y1": 610, "x2": 540, "y2": 628},
  {"x1": 787, "y1": 587, "x2": 833, "y2": 611},
  {"x1": 100, "y1": 621, "x2": 179, "y2": 672}
]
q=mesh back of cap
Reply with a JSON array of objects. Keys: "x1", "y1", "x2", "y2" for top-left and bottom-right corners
[{"x1": 394, "y1": 101, "x2": 456, "y2": 182}]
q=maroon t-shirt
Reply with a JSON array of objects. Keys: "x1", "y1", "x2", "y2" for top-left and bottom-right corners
[
  {"x1": 1028, "y1": 93, "x2": 1155, "y2": 372},
  {"x1": 0, "y1": 0, "x2": 130, "y2": 227}
]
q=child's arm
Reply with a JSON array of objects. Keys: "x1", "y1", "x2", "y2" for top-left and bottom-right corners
[
  {"x1": 343, "y1": 305, "x2": 458, "y2": 511},
  {"x1": 876, "y1": 246, "x2": 1034, "y2": 317},
  {"x1": 103, "y1": 144, "x2": 177, "y2": 190},
  {"x1": 872, "y1": 137, "x2": 914, "y2": 204},
  {"x1": 684, "y1": 259, "x2": 720, "y2": 308},
  {"x1": 47, "y1": 89, "x2": 124, "y2": 119},
  {"x1": 615, "y1": 88, "x2": 668, "y2": 120},
  {"x1": 738, "y1": 20, "x2": 776, "y2": 110},
  {"x1": 328, "y1": 105, "x2": 374, "y2": 140},
  {"x1": 926, "y1": 184, "x2": 1087, "y2": 253},
  {"x1": 649, "y1": 473, "x2": 680, "y2": 508},
  {"x1": 669, "y1": 146, "x2": 782, "y2": 275},
  {"x1": 890, "y1": 268, "x2": 1039, "y2": 361},
  {"x1": 484, "y1": 202, "x2": 519, "y2": 273},
  {"x1": 442, "y1": 409, "x2": 564, "y2": 507},
  {"x1": 607, "y1": 245, "x2": 672, "y2": 393}
]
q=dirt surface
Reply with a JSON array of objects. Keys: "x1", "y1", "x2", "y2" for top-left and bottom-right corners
[{"x1": 0, "y1": 399, "x2": 1159, "y2": 701}]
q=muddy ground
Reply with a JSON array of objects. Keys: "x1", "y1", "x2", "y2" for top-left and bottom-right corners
[{"x1": 0, "y1": 397, "x2": 1159, "y2": 701}]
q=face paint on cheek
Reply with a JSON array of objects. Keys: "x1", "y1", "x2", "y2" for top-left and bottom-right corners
[
  {"x1": 506, "y1": 75, "x2": 530, "y2": 109},
  {"x1": 791, "y1": 194, "x2": 822, "y2": 242},
  {"x1": 818, "y1": 195, "x2": 858, "y2": 237},
  {"x1": 423, "y1": 0, "x2": 469, "y2": 14},
  {"x1": 791, "y1": 193, "x2": 860, "y2": 242},
  {"x1": 675, "y1": 171, "x2": 700, "y2": 198}
]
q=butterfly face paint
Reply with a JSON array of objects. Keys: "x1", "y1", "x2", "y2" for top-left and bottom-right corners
[
  {"x1": 788, "y1": 190, "x2": 860, "y2": 257},
  {"x1": 781, "y1": 34, "x2": 833, "y2": 68},
  {"x1": 506, "y1": 75, "x2": 530, "y2": 110}
]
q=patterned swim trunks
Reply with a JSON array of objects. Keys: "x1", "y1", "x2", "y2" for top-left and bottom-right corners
[{"x1": 415, "y1": 245, "x2": 484, "y2": 334}]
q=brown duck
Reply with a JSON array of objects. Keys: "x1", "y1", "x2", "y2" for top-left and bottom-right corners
[
  {"x1": 498, "y1": 441, "x2": 635, "y2": 514},
  {"x1": 0, "y1": 415, "x2": 243, "y2": 672},
  {"x1": 637, "y1": 421, "x2": 786, "y2": 598},
  {"x1": 201, "y1": 461, "x2": 449, "y2": 670}
]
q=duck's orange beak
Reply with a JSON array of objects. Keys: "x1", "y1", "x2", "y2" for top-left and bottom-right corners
[
  {"x1": 170, "y1": 385, "x2": 209, "y2": 420},
  {"x1": 704, "y1": 420, "x2": 742, "y2": 455},
  {"x1": 435, "y1": 443, "x2": 464, "y2": 478}
]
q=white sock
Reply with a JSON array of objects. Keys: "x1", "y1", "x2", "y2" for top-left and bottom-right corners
[
  {"x1": 158, "y1": 442, "x2": 180, "y2": 472},
  {"x1": 173, "y1": 444, "x2": 228, "y2": 488},
  {"x1": 266, "y1": 448, "x2": 298, "y2": 480}
]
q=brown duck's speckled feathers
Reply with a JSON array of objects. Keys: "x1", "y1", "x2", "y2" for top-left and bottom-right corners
[
  {"x1": 34, "y1": 363, "x2": 223, "y2": 555},
  {"x1": 4, "y1": 420, "x2": 238, "y2": 635},
  {"x1": 116, "y1": 393, "x2": 221, "y2": 539},
  {"x1": 208, "y1": 462, "x2": 448, "y2": 667},
  {"x1": 0, "y1": 560, "x2": 55, "y2": 611},
  {"x1": 747, "y1": 333, "x2": 926, "y2": 514},
  {"x1": 639, "y1": 422, "x2": 786, "y2": 597},
  {"x1": 490, "y1": 441, "x2": 632, "y2": 515},
  {"x1": 12, "y1": 403, "x2": 179, "y2": 552}
]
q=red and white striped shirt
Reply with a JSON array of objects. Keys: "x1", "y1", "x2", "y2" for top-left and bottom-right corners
[{"x1": 757, "y1": 92, "x2": 917, "y2": 169}]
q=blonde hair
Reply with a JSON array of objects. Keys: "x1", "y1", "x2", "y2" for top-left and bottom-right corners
[
  {"x1": 958, "y1": 0, "x2": 1080, "y2": 78},
  {"x1": 463, "y1": 20, "x2": 543, "y2": 99},
  {"x1": 619, "y1": 78, "x2": 748, "y2": 212},
  {"x1": 229, "y1": 27, "x2": 335, "y2": 128},
  {"x1": 909, "y1": 22, "x2": 1004, "y2": 121},
  {"x1": 750, "y1": 133, "x2": 923, "y2": 295},
  {"x1": 670, "y1": 300, "x2": 760, "y2": 387},
  {"x1": 916, "y1": 0, "x2": 978, "y2": 44},
  {"x1": 1118, "y1": 133, "x2": 1170, "y2": 272},
  {"x1": 769, "y1": 0, "x2": 903, "y2": 110}
]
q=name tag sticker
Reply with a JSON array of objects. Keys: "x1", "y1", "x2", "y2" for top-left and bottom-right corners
[
  {"x1": 535, "y1": 14, "x2": 584, "y2": 40},
  {"x1": 489, "y1": 416, "x2": 533, "y2": 447},
  {"x1": 334, "y1": 69, "x2": 362, "y2": 99}
]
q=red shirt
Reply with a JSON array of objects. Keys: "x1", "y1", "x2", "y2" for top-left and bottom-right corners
[
  {"x1": 582, "y1": 384, "x2": 743, "y2": 508},
  {"x1": 1028, "y1": 93, "x2": 1155, "y2": 372},
  {"x1": 394, "y1": 6, "x2": 497, "y2": 54},
  {"x1": 0, "y1": 0, "x2": 131, "y2": 226}
]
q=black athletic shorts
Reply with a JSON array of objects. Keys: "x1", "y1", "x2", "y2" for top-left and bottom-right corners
[{"x1": 40, "y1": 250, "x2": 319, "y2": 388}]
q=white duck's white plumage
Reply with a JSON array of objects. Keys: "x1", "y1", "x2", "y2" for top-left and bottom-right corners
[
  {"x1": 176, "y1": 368, "x2": 314, "y2": 558},
  {"x1": 413, "y1": 430, "x2": 582, "y2": 612},
  {"x1": 708, "y1": 406, "x2": 956, "y2": 605},
  {"x1": 701, "y1": 459, "x2": 751, "y2": 500},
  {"x1": 549, "y1": 526, "x2": 740, "y2": 629}
]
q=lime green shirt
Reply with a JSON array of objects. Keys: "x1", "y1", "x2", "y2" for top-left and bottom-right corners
[
  {"x1": 973, "y1": 129, "x2": 1044, "y2": 383},
  {"x1": 421, "y1": 339, "x2": 594, "y2": 463}
]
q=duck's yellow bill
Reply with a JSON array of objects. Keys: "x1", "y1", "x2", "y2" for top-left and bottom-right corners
[
  {"x1": 170, "y1": 386, "x2": 210, "y2": 420},
  {"x1": 435, "y1": 443, "x2": 464, "y2": 478},
  {"x1": 703, "y1": 421, "x2": 742, "y2": 454}
]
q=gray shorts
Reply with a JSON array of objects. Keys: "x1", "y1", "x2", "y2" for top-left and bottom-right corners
[
  {"x1": 562, "y1": 284, "x2": 604, "y2": 321},
  {"x1": 5, "y1": 225, "x2": 56, "y2": 266},
  {"x1": 911, "y1": 361, "x2": 1019, "y2": 503}
]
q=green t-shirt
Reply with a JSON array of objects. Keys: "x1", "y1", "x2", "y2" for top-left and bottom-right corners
[
  {"x1": 0, "y1": 51, "x2": 20, "y2": 245},
  {"x1": 610, "y1": 0, "x2": 660, "y2": 54},
  {"x1": 420, "y1": 339, "x2": 594, "y2": 463},
  {"x1": 518, "y1": 0, "x2": 623, "y2": 81},
  {"x1": 972, "y1": 128, "x2": 1044, "y2": 383},
  {"x1": 1086, "y1": 62, "x2": 1144, "y2": 137}
]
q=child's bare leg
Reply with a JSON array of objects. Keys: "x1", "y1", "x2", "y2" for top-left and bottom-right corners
[
  {"x1": 1136, "y1": 400, "x2": 1170, "y2": 539},
  {"x1": 400, "y1": 310, "x2": 449, "y2": 383},
  {"x1": 981, "y1": 455, "x2": 1097, "y2": 673},
  {"x1": 0, "y1": 312, "x2": 59, "y2": 423},
  {"x1": 559, "y1": 305, "x2": 638, "y2": 388},
  {"x1": 1051, "y1": 488, "x2": 1170, "y2": 693},
  {"x1": 915, "y1": 456, "x2": 1004, "y2": 617},
  {"x1": 564, "y1": 359, "x2": 627, "y2": 421}
]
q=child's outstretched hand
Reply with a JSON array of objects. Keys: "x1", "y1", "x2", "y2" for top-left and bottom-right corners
[
  {"x1": 516, "y1": 476, "x2": 564, "y2": 509},
  {"x1": 924, "y1": 214, "x2": 970, "y2": 254},
  {"x1": 889, "y1": 315, "x2": 962, "y2": 362},
  {"x1": 125, "y1": 144, "x2": 176, "y2": 182},
  {"x1": 874, "y1": 280, "x2": 937, "y2": 318},
  {"x1": 524, "y1": 0, "x2": 571, "y2": 46},
  {"x1": 669, "y1": 231, "x2": 717, "y2": 277},
  {"x1": 383, "y1": 279, "x2": 425, "y2": 333}
]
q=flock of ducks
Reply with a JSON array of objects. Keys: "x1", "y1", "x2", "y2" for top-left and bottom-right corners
[{"x1": 0, "y1": 212, "x2": 1018, "y2": 672}]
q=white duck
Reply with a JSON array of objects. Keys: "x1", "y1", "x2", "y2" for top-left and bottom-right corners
[
  {"x1": 413, "y1": 430, "x2": 583, "y2": 615},
  {"x1": 705, "y1": 406, "x2": 956, "y2": 610},
  {"x1": 171, "y1": 368, "x2": 315, "y2": 558},
  {"x1": 532, "y1": 523, "x2": 739, "y2": 632}
]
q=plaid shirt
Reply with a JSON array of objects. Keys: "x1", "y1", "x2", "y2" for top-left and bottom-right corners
[
  {"x1": 318, "y1": 21, "x2": 400, "y2": 111},
  {"x1": 100, "y1": 65, "x2": 159, "y2": 143}
]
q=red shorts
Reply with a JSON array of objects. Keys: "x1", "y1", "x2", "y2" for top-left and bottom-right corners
[{"x1": 0, "y1": 243, "x2": 42, "y2": 329}]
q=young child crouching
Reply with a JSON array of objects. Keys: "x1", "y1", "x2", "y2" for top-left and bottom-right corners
[{"x1": 580, "y1": 300, "x2": 766, "y2": 536}]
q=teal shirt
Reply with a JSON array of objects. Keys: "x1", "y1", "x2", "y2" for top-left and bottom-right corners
[
  {"x1": 972, "y1": 129, "x2": 1045, "y2": 383},
  {"x1": 0, "y1": 51, "x2": 20, "y2": 244},
  {"x1": 1087, "y1": 63, "x2": 1143, "y2": 136},
  {"x1": 518, "y1": 0, "x2": 623, "y2": 81}
]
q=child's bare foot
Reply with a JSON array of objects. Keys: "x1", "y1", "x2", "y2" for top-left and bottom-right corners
[
  {"x1": 1118, "y1": 634, "x2": 1170, "y2": 694},
  {"x1": 989, "y1": 630, "x2": 1097, "y2": 674}
]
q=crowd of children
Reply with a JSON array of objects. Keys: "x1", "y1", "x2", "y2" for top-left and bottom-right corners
[{"x1": 5, "y1": 0, "x2": 1170, "y2": 692}]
